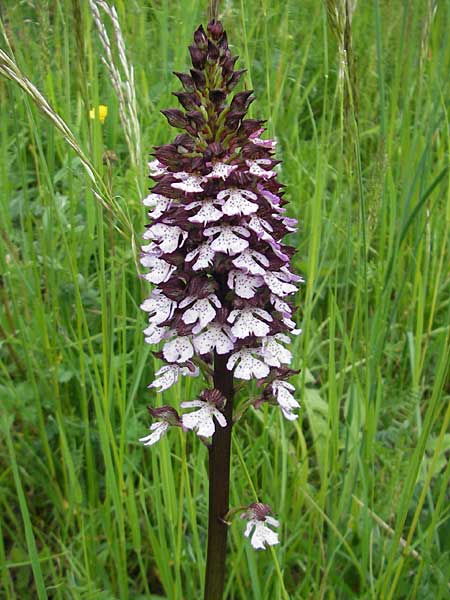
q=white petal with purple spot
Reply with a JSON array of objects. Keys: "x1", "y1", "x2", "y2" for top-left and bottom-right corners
[
  {"x1": 272, "y1": 380, "x2": 299, "y2": 420},
  {"x1": 186, "y1": 243, "x2": 215, "y2": 270},
  {"x1": 227, "y1": 270, "x2": 264, "y2": 299},
  {"x1": 232, "y1": 249, "x2": 270, "y2": 275},
  {"x1": 228, "y1": 308, "x2": 273, "y2": 339},
  {"x1": 139, "y1": 421, "x2": 169, "y2": 446},
  {"x1": 227, "y1": 348, "x2": 270, "y2": 380},
  {"x1": 144, "y1": 223, "x2": 188, "y2": 254},
  {"x1": 187, "y1": 200, "x2": 223, "y2": 224},
  {"x1": 204, "y1": 226, "x2": 250, "y2": 255},
  {"x1": 217, "y1": 188, "x2": 258, "y2": 216},
  {"x1": 162, "y1": 336, "x2": 194, "y2": 363},
  {"x1": 193, "y1": 323, "x2": 235, "y2": 355}
]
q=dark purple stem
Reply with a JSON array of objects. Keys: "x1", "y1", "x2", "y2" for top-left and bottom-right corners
[{"x1": 203, "y1": 352, "x2": 234, "y2": 600}]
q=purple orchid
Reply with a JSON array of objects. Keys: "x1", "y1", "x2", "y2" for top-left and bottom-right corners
[{"x1": 138, "y1": 18, "x2": 302, "y2": 598}]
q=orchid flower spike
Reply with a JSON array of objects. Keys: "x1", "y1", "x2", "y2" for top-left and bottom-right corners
[{"x1": 138, "y1": 18, "x2": 303, "y2": 566}]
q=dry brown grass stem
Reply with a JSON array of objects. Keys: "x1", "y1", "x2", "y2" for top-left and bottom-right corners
[{"x1": 89, "y1": 0, "x2": 141, "y2": 169}]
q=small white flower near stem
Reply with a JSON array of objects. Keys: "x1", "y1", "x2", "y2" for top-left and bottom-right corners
[
  {"x1": 227, "y1": 348, "x2": 270, "y2": 380},
  {"x1": 144, "y1": 223, "x2": 188, "y2": 253},
  {"x1": 180, "y1": 294, "x2": 221, "y2": 331},
  {"x1": 247, "y1": 215, "x2": 274, "y2": 241},
  {"x1": 193, "y1": 323, "x2": 235, "y2": 355},
  {"x1": 162, "y1": 336, "x2": 194, "y2": 363},
  {"x1": 227, "y1": 270, "x2": 263, "y2": 299},
  {"x1": 245, "y1": 158, "x2": 276, "y2": 179},
  {"x1": 272, "y1": 380, "x2": 300, "y2": 421},
  {"x1": 186, "y1": 200, "x2": 223, "y2": 225},
  {"x1": 263, "y1": 271, "x2": 298, "y2": 297},
  {"x1": 232, "y1": 248, "x2": 270, "y2": 275},
  {"x1": 149, "y1": 364, "x2": 198, "y2": 392},
  {"x1": 141, "y1": 291, "x2": 177, "y2": 325},
  {"x1": 181, "y1": 390, "x2": 227, "y2": 439},
  {"x1": 241, "y1": 503, "x2": 280, "y2": 550},
  {"x1": 259, "y1": 334, "x2": 292, "y2": 367},
  {"x1": 139, "y1": 406, "x2": 182, "y2": 446},
  {"x1": 143, "y1": 323, "x2": 169, "y2": 344},
  {"x1": 228, "y1": 307, "x2": 273, "y2": 339},
  {"x1": 141, "y1": 256, "x2": 176, "y2": 284}
]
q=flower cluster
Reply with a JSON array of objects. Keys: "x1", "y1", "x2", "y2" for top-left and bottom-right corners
[{"x1": 139, "y1": 19, "x2": 302, "y2": 550}]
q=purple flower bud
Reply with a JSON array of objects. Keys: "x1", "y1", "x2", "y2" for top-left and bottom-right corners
[
  {"x1": 173, "y1": 91, "x2": 201, "y2": 111},
  {"x1": 207, "y1": 19, "x2": 224, "y2": 40},
  {"x1": 230, "y1": 90, "x2": 254, "y2": 113},
  {"x1": 160, "y1": 109, "x2": 188, "y2": 129},
  {"x1": 173, "y1": 71, "x2": 196, "y2": 92},
  {"x1": 189, "y1": 45, "x2": 207, "y2": 70},
  {"x1": 190, "y1": 68, "x2": 207, "y2": 89},
  {"x1": 194, "y1": 24, "x2": 208, "y2": 48}
]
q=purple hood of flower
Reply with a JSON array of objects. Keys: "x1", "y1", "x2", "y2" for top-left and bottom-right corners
[{"x1": 141, "y1": 19, "x2": 301, "y2": 389}]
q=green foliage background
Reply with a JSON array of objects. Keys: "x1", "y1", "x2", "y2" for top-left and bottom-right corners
[{"x1": 0, "y1": 1, "x2": 449, "y2": 598}]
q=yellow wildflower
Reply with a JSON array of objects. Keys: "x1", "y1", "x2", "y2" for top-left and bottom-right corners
[{"x1": 89, "y1": 105, "x2": 108, "y2": 124}]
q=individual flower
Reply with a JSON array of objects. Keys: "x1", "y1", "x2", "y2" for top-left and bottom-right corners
[
  {"x1": 181, "y1": 389, "x2": 227, "y2": 438},
  {"x1": 89, "y1": 104, "x2": 108, "y2": 123},
  {"x1": 180, "y1": 294, "x2": 222, "y2": 332},
  {"x1": 227, "y1": 348, "x2": 270, "y2": 380},
  {"x1": 259, "y1": 334, "x2": 292, "y2": 367},
  {"x1": 149, "y1": 364, "x2": 198, "y2": 392},
  {"x1": 139, "y1": 406, "x2": 182, "y2": 446},
  {"x1": 271, "y1": 380, "x2": 300, "y2": 421},
  {"x1": 217, "y1": 188, "x2": 259, "y2": 216},
  {"x1": 241, "y1": 503, "x2": 279, "y2": 550}
]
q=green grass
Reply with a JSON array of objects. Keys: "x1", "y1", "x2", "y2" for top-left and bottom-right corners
[{"x1": 1, "y1": 1, "x2": 449, "y2": 598}]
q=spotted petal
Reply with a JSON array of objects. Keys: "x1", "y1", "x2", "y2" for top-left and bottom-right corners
[
  {"x1": 217, "y1": 188, "x2": 258, "y2": 216},
  {"x1": 272, "y1": 380, "x2": 299, "y2": 420},
  {"x1": 181, "y1": 295, "x2": 221, "y2": 332},
  {"x1": 259, "y1": 334, "x2": 292, "y2": 367},
  {"x1": 232, "y1": 249, "x2": 269, "y2": 275},
  {"x1": 193, "y1": 323, "x2": 235, "y2": 355},
  {"x1": 140, "y1": 291, "x2": 177, "y2": 325},
  {"x1": 204, "y1": 226, "x2": 250, "y2": 255},
  {"x1": 139, "y1": 421, "x2": 169, "y2": 446},
  {"x1": 144, "y1": 223, "x2": 188, "y2": 253},
  {"x1": 227, "y1": 348, "x2": 270, "y2": 380},
  {"x1": 186, "y1": 243, "x2": 215, "y2": 270},
  {"x1": 171, "y1": 172, "x2": 206, "y2": 192},
  {"x1": 162, "y1": 336, "x2": 194, "y2": 363},
  {"x1": 180, "y1": 402, "x2": 226, "y2": 438},
  {"x1": 141, "y1": 256, "x2": 175, "y2": 284},
  {"x1": 143, "y1": 193, "x2": 172, "y2": 219},
  {"x1": 228, "y1": 308, "x2": 273, "y2": 339},
  {"x1": 187, "y1": 200, "x2": 223, "y2": 224},
  {"x1": 227, "y1": 270, "x2": 263, "y2": 299}
]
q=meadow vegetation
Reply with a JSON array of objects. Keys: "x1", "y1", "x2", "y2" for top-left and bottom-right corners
[{"x1": 0, "y1": 1, "x2": 449, "y2": 598}]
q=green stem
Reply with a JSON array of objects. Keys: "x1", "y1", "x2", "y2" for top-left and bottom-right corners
[{"x1": 203, "y1": 352, "x2": 234, "y2": 600}]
